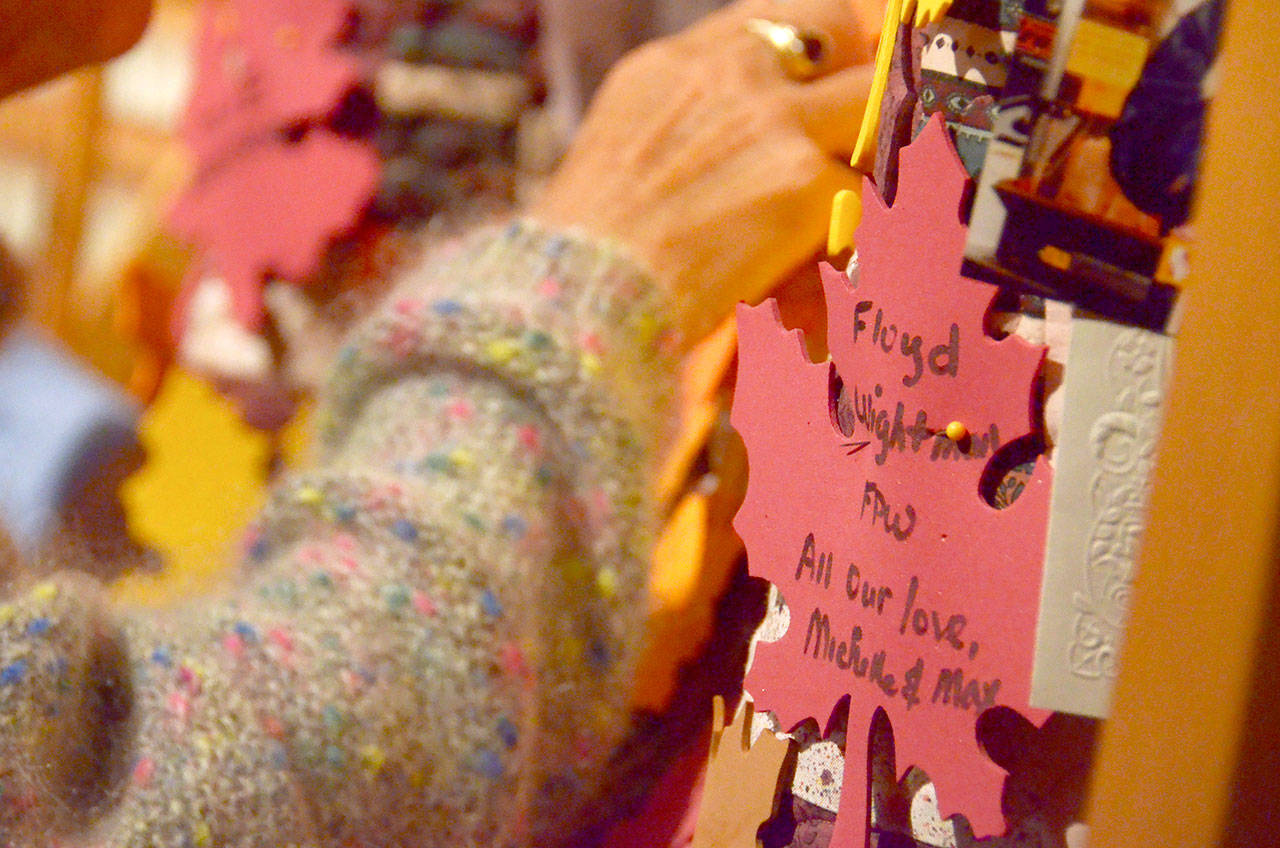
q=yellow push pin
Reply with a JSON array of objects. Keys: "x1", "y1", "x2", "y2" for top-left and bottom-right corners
[{"x1": 945, "y1": 421, "x2": 968, "y2": 442}]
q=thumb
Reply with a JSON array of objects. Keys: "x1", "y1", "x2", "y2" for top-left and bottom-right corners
[{"x1": 794, "y1": 62, "x2": 877, "y2": 157}]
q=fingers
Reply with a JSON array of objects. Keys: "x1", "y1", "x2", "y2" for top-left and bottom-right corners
[
  {"x1": 792, "y1": 61, "x2": 876, "y2": 156},
  {"x1": 666, "y1": 0, "x2": 877, "y2": 159},
  {"x1": 692, "y1": 0, "x2": 878, "y2": 70},
  {"x1": 771, "y1": 0, "x2": 883, "y2": 67}
]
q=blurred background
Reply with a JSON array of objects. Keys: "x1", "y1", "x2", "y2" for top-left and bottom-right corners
[
  {"x1": 0, "y1": 0, "x2": 738, "y2": 618},
  {"x1": 0, "y1": 0, "x2": 195, "y2": 371}
]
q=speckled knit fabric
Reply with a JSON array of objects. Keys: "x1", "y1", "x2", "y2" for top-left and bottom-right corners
[{"x1": 0, "y1": 220, "x2": 681, "y2": 847}]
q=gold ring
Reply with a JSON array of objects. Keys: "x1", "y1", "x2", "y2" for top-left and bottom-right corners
[{"x1": 746, "y1": 18, "x2": 831, "y2": 81}]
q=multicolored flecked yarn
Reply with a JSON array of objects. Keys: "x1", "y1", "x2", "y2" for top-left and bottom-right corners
[{"x1": 0, "y1": 220, "x2": 680, "y2": 846}]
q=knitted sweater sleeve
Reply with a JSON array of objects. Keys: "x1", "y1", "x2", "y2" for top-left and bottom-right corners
[{"x1": 0, "y1": 221, "x2": 681, "y2": 847}]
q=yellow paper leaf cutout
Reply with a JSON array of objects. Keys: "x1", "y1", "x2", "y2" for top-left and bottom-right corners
[{"x1": 115, "y1": 368, "x2": 272, "y2": 606}]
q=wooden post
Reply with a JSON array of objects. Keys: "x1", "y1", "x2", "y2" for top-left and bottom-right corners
[
  {"x1": 1085, "y1": 0, "x2": 1280, "y2": 842},
  {"x1": 34, "y1": 65, "x2": 105, "y2": 339}
]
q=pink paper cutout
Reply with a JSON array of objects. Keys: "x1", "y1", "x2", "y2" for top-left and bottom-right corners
[
  {"x1": 169, "y1": 131, "x2": 379, "y2": 329},
  {"x1": 180, "y1": 0, "x2": 361, "y2": 168},
  {"x1": 169, "y1": 0, "x2": 380, "y2": 334},
  {"x1": 731, "y1": 116, "x2": 1052, "y2": 843}
]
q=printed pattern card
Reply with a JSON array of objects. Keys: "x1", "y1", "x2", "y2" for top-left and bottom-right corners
[{"x1": 963, "y1": 0, "x2": 1225, "y2": 330}]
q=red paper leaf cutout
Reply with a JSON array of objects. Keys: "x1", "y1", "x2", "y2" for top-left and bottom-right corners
[
  {"x1": 180, "y1": 0, "x2": 361, "y2": 167},
  {"x1": 168, "y1": 131, "x2": 379, "y2": 329},
  {"x1": 731, "y1": 116, "x2": 1052, "y2": 844}
]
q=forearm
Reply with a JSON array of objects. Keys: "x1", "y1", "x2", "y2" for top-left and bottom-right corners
[{"x1": 0, "y1": 220, "x2": 682, "y2": 846}]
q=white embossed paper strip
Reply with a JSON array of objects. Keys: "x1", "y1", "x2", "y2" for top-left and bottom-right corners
[{"x1": 1031, "y1": 317, "x2": 1172, "y2": 718}]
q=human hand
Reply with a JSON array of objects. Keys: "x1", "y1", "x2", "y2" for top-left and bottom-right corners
[
  {"x1": 0, "y1": 0, "x2": 151, "y2": 97},
  {"x1": 533, "y1": 0, "x2": 883, "y2": 343}
]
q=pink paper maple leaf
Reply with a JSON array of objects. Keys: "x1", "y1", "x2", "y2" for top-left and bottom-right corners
[
  {"x1": 181, "y1": 0, "x2": 361, "y2": 168},
  {"x1": 169, "y1": 130, "x2": 379, "y2": 329},
  {"x1": 731, "y1": 116, "x2": 1052, "y2": 844}
]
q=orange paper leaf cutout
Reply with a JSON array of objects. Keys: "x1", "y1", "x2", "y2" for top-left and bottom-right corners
[{"x1": 691, "y1": 698, "x2": 790, "y2": 848}]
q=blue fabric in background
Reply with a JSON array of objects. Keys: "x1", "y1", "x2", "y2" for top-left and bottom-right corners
[
  {"x1": 0, "y1": 325, "x2": 139, "y2": 553},
  {"x1": 1110, "y1": 0, "x2": 1225, "y2": 230}
]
